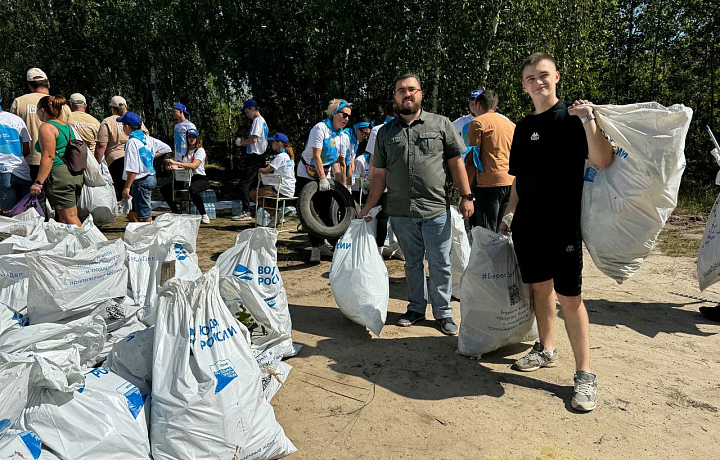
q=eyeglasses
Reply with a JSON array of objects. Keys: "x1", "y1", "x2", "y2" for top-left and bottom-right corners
[
  {"x1": 336, "y1": 112, "x2": 350, "y2": 119},
  {"x1": 395, "y1": 87, "x2": 421, "y2": 96}
]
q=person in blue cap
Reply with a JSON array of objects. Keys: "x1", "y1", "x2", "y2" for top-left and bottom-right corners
[
  {"x1": 119, "y1": 112, "x2": 171, "y2": 222},
  {"x1": 452, "y1": 89, "x2": 484, "y2": 157},
  {"x1": 342, "y1": 117, "x2": 371, "y2": 188},
  {"x1": 171, "y1": 102, "x2": 196, "y2": 161},
  {"x1": 231, "y1": 99, "x2": 268, "y2": 221},
  {"x1": 297, "y1": 98, "x2": 352, "y2": 262},
  {"x1": 250, "y1": 132, "x2": 295, "y2": 227},
  {"x1": 160, "y1": 128, "x2": 212, "y2": 224}
]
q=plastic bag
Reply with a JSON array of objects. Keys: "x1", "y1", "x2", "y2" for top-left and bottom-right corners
[
  {"x1": 78, "y1": 167, "x2": 117, "y2": 226},
  {"x1": 105, "y1": 327, "x2": 154, "y2": 395},
  {"x1": 582, "y1": 103, "x2": 692, "y2": 283},
  {"x1": 26, "y1": 239, "x2": 127, "y2": 324},
  {"x1": 457, "y1": 226, "x2": 538, "y2": 358},
  {"x1": 43, "y1": 215, "x2": 107, "y2": 248},
  {"x1": 20, "y1": 364, "x2": 151, "y2": 460},
  {"x1": 450, "y1": 207, "x2": 471, "y2": 299},
  {"x1": 0, "y1": 352, "x2": 33, "y2": 437},
  {"x1": 150, "y1": 268, "x2": 296, "y2": 460},
  {"x1": 124, "y1": 213, "x2": 201, "y2": 252},
  {"x1": 330, "y1": 209, "x2": 388, "y2": 336},
  {"x1": 698, "y1": 193, "x2": 720, "y2": 290},
  {"x1": 0, "y1": 429, "x2": 43, "y2": 459},
  {"x1": 0, "y1": 254, "x2": 30, "y2": 319},
  {"x1": 0, "y1": 304, "x2": 23, "y2": 335},
  {"x1": 82, "y1": 147, "x2": 106, "y2": 187},
  {"x1": 10, "y1": 194, "x2": 45, "y2": 218},
  {"x1": 381, "y1": 220, "x2": 405, "y2": 260},
  {"x1": 215, "y1": 227, "x2": 295, "y2": 357},
  {"x1": 117, "y1": 197, "x2": 132, "y2": 215}
]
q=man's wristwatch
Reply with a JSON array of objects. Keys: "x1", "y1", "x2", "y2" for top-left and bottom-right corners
[
  {"x1": 461, "y1": 193, "x2": 474, "y2": 201},
  {"x1": 33, "y1": 180, "x2": 43, "y2": 187},
  {"x1": 581, "y1": 113, "x2": 596, "y2": 124}
]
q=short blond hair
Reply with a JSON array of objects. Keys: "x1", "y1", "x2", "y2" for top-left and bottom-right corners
[{"x1": 325, "y1": 99, "x2": 351, "y2": 118}]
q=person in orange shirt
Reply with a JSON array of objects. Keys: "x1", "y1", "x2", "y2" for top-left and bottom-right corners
[{"x1": 466, "y1": 89, "x2": 516, "y2": 232}]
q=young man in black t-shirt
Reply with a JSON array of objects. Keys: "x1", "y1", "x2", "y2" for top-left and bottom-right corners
[{"x1": 500, "y1": 53, "x2": 613, "y2": 412}]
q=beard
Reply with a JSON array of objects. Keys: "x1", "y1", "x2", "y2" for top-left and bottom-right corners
[{"x1": 395, "y1": 98, "x2": 421, "y2": 115}]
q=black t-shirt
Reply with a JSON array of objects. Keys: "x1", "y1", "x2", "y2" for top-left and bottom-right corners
[{"x1": 508, "y1": 100, "x2": 588, "y2": 236}]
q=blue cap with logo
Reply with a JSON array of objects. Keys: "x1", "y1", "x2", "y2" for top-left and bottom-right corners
[
  {"x1": 469, "y1": 89, "x2": 484, "y2": 100},
  {"x1": 173, "y1": 102, "x2": 189, "y2": 115},
  {"x1": 187, "y1": 128, "x2": 199, "y2": 137},
  {"x1": 242, "y1": 99, "x2": 258, "y2": 111},
  {"x1": 268, "y1": 132, "x2": 289, "y2": 143},
  {"x1": 116, "y1": 111, "x2": 142, "y2": 127}
]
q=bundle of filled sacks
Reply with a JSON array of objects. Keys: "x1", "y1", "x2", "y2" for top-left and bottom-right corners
[{"x1": 0, "y1": 212, "x2": 297, "y2": 459}]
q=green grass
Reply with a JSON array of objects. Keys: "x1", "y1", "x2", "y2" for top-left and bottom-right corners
[
  {"x1": 657, "y1": 227, "x2": 701, "y2": 257},
  {"x1": 676, "y1": 183, "x2": 718, "y2": 215}
]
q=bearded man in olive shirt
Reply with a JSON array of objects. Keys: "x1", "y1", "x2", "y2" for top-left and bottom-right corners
[{"x1": 360, "y1": 73, "x2": 474, "y2": 336}]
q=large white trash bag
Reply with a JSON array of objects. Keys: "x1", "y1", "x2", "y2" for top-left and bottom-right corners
[
  {"x1": 0, "y1": 353, "x2": 33, "y2": 436},
  {"x1": 216, "y1": 227, "x2": 295, "y2": 357},
  {"x1": 0, "y1": 304, "x2": 22, "y2": 335},
  {"x1": 582, "y1": 102, "x2": 692, "y2": 283},
  {"x1": 78, "y1": 161, "x2": 117, "y2": 225},
  {"x1": 330, "y1": 209, "x2": 388, "y2": 336},
  {"x1": 698, "y1": 193, "x2": 720, "y2": 290},
  {"x1": 0, "y1": 254, "x2": 30, "y2": 319},
  {"x1": 457, "y1": 226, "x2": 538, "y2": 358},
  {"x1": 21, "y1": 363, "x2": 151, "y2": 460},
  {"x1": 124, "y1": 213, "x2": 201, "y2": 251},
  {"x1": 0, "y1": 316, "x2": 106, "y2": 367},
  {"x1": 105, "y1": 327, "x2": 154, "y2": 395},
  {"x1": 0, "y1": 429, "x2": 43, "y2": 459},
  {"x1": 26, "y1": 239, "x2": 127, "y2": 324},
  {"x1": 43, "y1": 215, "x2": 107, "y2": 247},
  {"x1": 151, "y1": 268, "x2": 296, "y2": 460},
  {"x1": 0, "y1": 210, "x2": 44, "y2": 238},
  {"x1": 450, "y1": 207, "x2": 471, "y2": 298}
]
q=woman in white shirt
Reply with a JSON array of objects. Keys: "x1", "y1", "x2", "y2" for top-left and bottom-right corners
[
  {"x1": 159, "y1": 128, "x2": 212, "y2": 224},
  {"x1": 296, "y1": 99, "x2": 352, "y2": 262},
  {"x1": 251, "y1": 132, "x2": 295, "y2": 225}
]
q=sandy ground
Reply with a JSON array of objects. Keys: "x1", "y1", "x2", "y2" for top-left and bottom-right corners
[{"x1": 109, "y1": 213, "x2": 720, "y2": 460}]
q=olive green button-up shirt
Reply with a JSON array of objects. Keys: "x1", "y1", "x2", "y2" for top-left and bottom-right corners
[{"x1": 374, "y1": 110, "x2": 466, "y2": 219}]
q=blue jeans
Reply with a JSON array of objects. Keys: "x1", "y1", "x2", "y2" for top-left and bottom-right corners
[
  {"x1": 391, "y1": 210, "x2": 453, "y2": 319},
  {"x1": 130, "y1": 174, "x2": 157, "y2": 219},
  {"x1": 0, "y1": 173, "x2": 33, "y2": 212}
]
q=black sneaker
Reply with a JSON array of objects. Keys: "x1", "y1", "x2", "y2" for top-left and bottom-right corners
[
  {"x1": 397, "y1": 311, "x2": 426, "y2": 327},
  {"x1": 700, "y1": 306, "x2": 720, "y2": 323},
  {"x1": 435, "y1": 318, "x2": 458, "y2": 336}
]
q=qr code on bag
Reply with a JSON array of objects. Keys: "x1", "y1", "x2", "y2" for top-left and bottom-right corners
[{"x1": 508, "y1": 284, "x2": 521, "y2": 305}]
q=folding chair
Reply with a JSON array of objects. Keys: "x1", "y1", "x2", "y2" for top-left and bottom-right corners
[
  {"x1": 255, "y1": 172, "x2": 297, "y2": 232},
  {"x1": 171, "y1": 167, "x2": 193, "y2": 214}
]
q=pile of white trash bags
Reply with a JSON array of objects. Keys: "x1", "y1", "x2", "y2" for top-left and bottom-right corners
[{"x1": 0, "y1": 212, "x2": 297, "y2": 459}]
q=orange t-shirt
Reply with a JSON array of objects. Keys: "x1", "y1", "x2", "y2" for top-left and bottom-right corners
[{"x1": 468, "y1": 112, "x2": 515, "y2": 187}]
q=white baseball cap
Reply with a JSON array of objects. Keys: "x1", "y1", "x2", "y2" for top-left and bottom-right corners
[
  {"x1": 69, "y1": 93, "x2": 87, "y2": 105},
  {"x1": 109, "y1": 96, "x2": 127, "y2": 107},
  {"x1": 26, "y1": 68, "x2": 48, "y2": 82}
]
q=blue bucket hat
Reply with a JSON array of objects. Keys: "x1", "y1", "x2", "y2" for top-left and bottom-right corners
[
  {"x1": 268, "y1": 132, "x2": 289, "y2": 143},
  {"x1": 116, "y1": 111, "x2": 142, "y2": 127}
]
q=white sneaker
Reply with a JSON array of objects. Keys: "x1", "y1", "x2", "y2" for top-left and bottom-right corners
[
  {"x1": 310, "y1": 247, "x2": 321, "y2": 262},
  {"x1": 201, "y1": 214, "x2": 210, "y2": 224}
]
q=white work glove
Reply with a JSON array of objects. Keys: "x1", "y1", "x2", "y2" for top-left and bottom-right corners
[
  {"x1": 318, "y1": 178, "x2": 331, "y2": 192},
  {"x1": 234, "y1": 137, "x2": 243, "y2": 147}
]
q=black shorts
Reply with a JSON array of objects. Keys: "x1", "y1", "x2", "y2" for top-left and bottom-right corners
[{"x1": 512, "y1": 227, "x2": 583, "y2": 297}]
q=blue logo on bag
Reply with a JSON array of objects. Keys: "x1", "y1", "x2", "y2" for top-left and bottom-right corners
[
  {"x1": 211, "y1": 359, "x2": 238, "y2": 394},
  {"x1": 173, "y1": 243, "x2": 189, "y2": 260},
  {"x1": 336, "y1": 241, "x2": 352, "y2": 250},
  {"x1": 0, "y1": 419, "x2": 11, "y2": 435},
  {"x1": 233, "y1": 264, "x2": 253, "y2": 280},
  {"x1": 584, "y1": 166, "x2": 598, "y2": 182},
  {"x1": 116, "y1": 382, "x2": 144, "y2": 419},
  {"x1": 18, "y1": 430, "x2": 42, "y2": 459}
]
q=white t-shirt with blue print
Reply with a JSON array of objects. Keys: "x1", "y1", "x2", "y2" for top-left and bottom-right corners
[
  {"x1": 124, "y1": 132, "x2": 172, "y2": 180},
  {"x1": 0, "y1": 111, "x2": 31, "y2": 180},
  {"x1": 269, "y1": 150, "x2": 296, "y2": 197},
  {"x1": 247, "y1": 115, "x2": 268, "y2": 155},
  {"x1": 452, "y1": 114, "x2": 474, "y2": 148},
  {"x1": 173, "y1": 119, "x2": 196, "y2": 161}
]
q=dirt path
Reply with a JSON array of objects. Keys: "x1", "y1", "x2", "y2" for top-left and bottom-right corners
[{"x1": 109, "y1": 214, "x2": 720, "y2": 459}]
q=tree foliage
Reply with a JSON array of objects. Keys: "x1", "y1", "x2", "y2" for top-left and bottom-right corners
[{"x1": 0, "y1": 0, "x2": 717, "y2": 183}]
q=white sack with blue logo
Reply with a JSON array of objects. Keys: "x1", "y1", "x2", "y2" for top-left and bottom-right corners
[
  {"x1": 0, "y1": 304, "x2": 22, "y2": 336},
  {"x1": 457, "y1": 227, "x2": 537, "y2": 358},
  {"x1": 124, "y1": 213, "x2": 201, "y2": 251},
  {"x1": 20, "y1": 364, "x2": 151, "y2": 460},
  {"x1": 127, "y1": 238, "x2": 202, "y2": 325},
  {"x1": 450, "y1": 207, "x2": 471, "y2": 299},
  {"x1": 0, "y1": 352, "x2": 33, "y2": 438},
  {"x1": 581, "y1": 103, "x2": 692, "y2": 283},
  {"x1": 0, "y1": 209, "x2": 44, "y2": 238},
  {"x1": 216, "y1": 227, "x2": 295, "y2": 358},
  {"x1": 0, "y1": 254, "x2": 30, "y2": 319},
  {"x1": 0, "y1": 429, "x2": 43, "y2": 460},
  {"x1": 43, "y1": 215, "x2": 107, "y2": 248},
  {"x1": 151, "y1": 268, "x2": 296, "y2": 460},
  {"x1": 25, "y1": 239, "x2": 127, "y2": 324},
  {"x1": 105, "y1": 326, "x2": 154, "y2": 395},
  {"x1": 330, "y1": 209, "x2": 388, "y2": 336}
]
